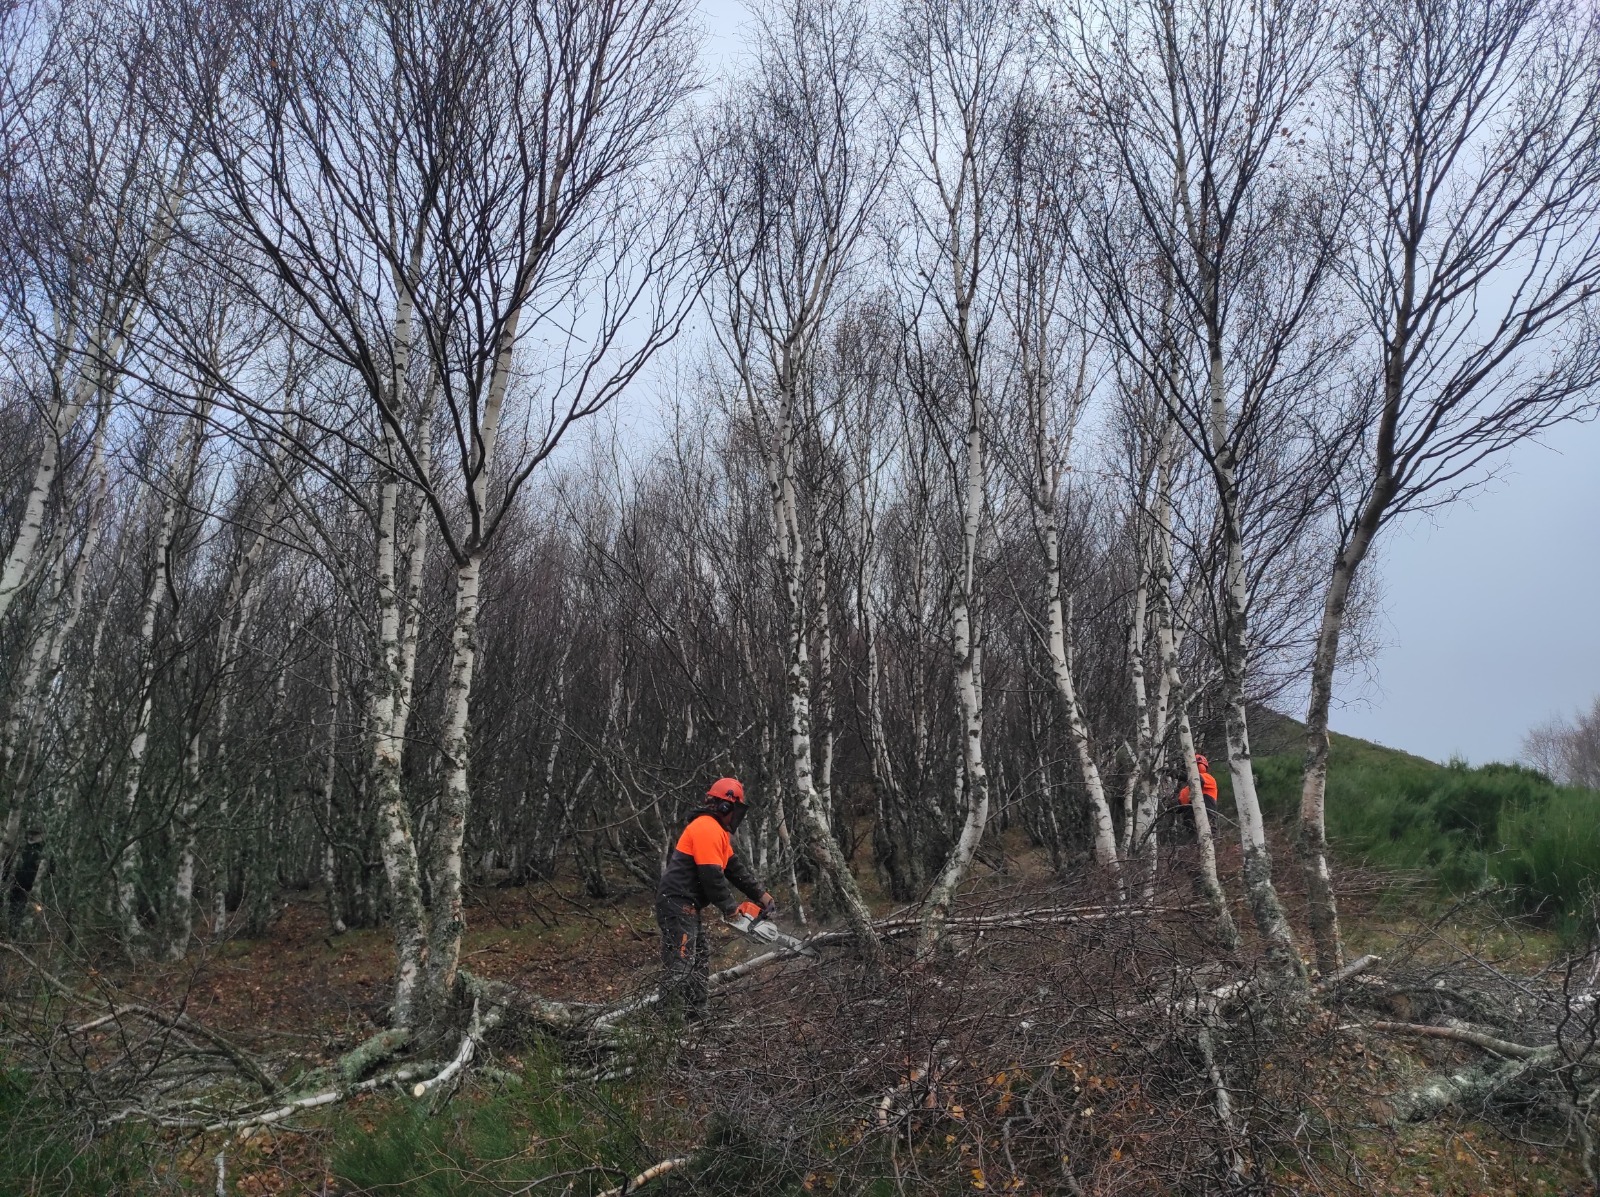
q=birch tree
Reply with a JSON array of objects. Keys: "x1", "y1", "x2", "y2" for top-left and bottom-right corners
[
  {"x1": 1063, "y1": 0, "x2": 1345, "y2": 984},
  {"x1": 893, "y1": 0, "x2": 1026, "y2": 955},
  {"x1": 182, "y1": 0, "x2": 698, "y2": 1024},
  {"x1": 1298, "y1": 0, "x2": 1600, "y2": 974},
  {"x1": 999, "y1": 93, "x2": 1122, "y2": 879},
  {"x1": 113, "y1": 392, "x2": 210, "y2": 944},
  {"x1": 0, "y1": 0, "x2": 187, "y2": 626},
  {"x1": 698, "y1": 0, "x2": 896, "y2": 958}
]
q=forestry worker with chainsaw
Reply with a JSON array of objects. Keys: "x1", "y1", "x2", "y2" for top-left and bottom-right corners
[
  {"x1": 655, "y1": 777, "x2": 775, "y2": 1016},
  {"x1": 1174, "y1": 752, "x2": 1220, "y2": 838}
]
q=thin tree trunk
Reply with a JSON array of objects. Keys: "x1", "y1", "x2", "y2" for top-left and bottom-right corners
[
  {"x1": 1299, "y1": 523, "x2": 1375, "y2": 974},
  {"x1": 1155, "y1": 577, "x2": 1238, "y2": 949},
  {"x1": 1045, "y1": 560, "x2": 1120, "y2": 875},
  {"x1": 0, "y1": 165, "x2": 187, "y2": 621},
  {"x1": 322, "y1": 636, "x2": 347, "y2": 934},
  {"x1": 425, "y1": 551, "x2": 483, "y2": 1009},
  {"x1": 919, "y1": 419, "x2": 989, "y2": 957},
  {"x1": 767, "y1": 371, "x2": 880, "y2": 959},
  {"x1": 813, "y1": 521, "x2": 836, "y2": 834},
  {"x1": 115, "y1": 402, "x2": 207, "y2": 945},
  {"x1": 391, "y1": 379, "x2": 437, "y2": 747},
  {"x1": 1125, "y1": 537, "x2": 1152, "y2": 863},
  {"x1": 1208, "y1": 334, "x2": 1302, "y2": 985},
  {"x1": 169, "y1": 492, "x2": 277, "y2": 957},
  {"x1": 423, "y1": 249, "x2": 524, "y2": 1013},
  {"x1": 0, "y1": 547, "x2": 67, "y2": 877},
  {"x1": 1132, "y1": 415, "x2": 1179, "y2": 890},
  {"x1": 369, "y1": 233, "x2": 429, "y2": 1027}
]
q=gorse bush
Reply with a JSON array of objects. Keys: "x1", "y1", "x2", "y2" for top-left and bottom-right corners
[{"x1": 1251, "y1": 727, "x2": 1600, "y2": 934}]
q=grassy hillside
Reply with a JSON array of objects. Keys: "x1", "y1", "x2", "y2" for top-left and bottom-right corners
[{"x1": 1244, "y1": 707, "x2": 1600, "y2": 936}]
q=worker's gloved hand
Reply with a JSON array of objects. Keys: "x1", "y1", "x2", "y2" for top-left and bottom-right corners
[{"x1": 758, "y1": 891, "x2": 778, "y2": 920}]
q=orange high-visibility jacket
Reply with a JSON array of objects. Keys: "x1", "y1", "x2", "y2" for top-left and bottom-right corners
[
  {"x1": 657, "y1": 813, "x2": 764, "y2": 915},
  {"x1": 1178, "y1": 769, "x2": 1218, "y2": 807}
]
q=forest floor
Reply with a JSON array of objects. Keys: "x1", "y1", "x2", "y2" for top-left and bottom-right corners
[
  {"x1": 31, "y1": 831, "x2": 1586, "y2": 1195},
  {"x1": 3, "y1": 814, "x2": 1593, "y2": 1194}
]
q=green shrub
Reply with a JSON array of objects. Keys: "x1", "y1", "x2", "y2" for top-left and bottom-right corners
[
  {"x1": 1491, "y1": 787, "x2": 1600, "y2": 926},
  {"x1": 1248, "y1": 720, "x2": 1600, "y2": 931},
  {"x1": 0, "y1": 1069, "x2": 149, "y2": 1196},
  {"x1": 332, "y1": 1043, "x2": 698, "y2": 1196},
  {"x1": 1429, "y1": 763, "x2": 1552, "y2": 847}
]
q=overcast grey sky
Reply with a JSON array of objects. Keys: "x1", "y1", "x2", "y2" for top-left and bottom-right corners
[
  {"x1": 689, "y1": 0, "x2": 1599, "y2": 768},
  {"x1": 1327, "y1": 419, "x2": 1600, "y2": 765}
]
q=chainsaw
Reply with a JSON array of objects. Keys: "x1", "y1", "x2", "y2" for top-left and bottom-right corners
[{"x1": 729, "y1": 901, "x2": 818, "y2": 957}]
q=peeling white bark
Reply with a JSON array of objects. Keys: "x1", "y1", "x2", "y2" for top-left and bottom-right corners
[
  {"x1": 919, "y1": 420, "x2": 990, "y2": 956},
  {"x1": 1207, "y1": 337, "x2": 1302, "y2": 984},
  {"x1": 425, "y1": 551, "x2": 482, "y2": 1007},
  {"x1": 369, "y1": 236, "x2": 430, "y2": 1028},
  {"x1": 1045, "y1": 538, "x2": 1120, "y2": 877},
  {"x1": 764, "y1": 392, "x2": 879, "y2": 953}
]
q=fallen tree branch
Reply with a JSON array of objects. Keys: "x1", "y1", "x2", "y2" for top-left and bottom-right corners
[
  {"x1": 412, "y1": 999, "x2": 484, "y2": 1099},
  {"x1": 337, "y1": 1027, "x2": 413, "y2": 1084},
  {"x1": 200, "y1": 1062, "x2": 437, "y2": 1132},
  {"x1": 872, "y1": 1040, "x2": 953, "y2": 1130},
  {"x1": 1315, "y1": 954, "x2": 1381, "y2": 991},
  {"x1": 1350, "y1": 1020, "x2": 1560, "y2": 1123},
  {"x1": 1385, "y1": 1048, "x2": 1556, "y2": 1123},
  {"x1": 102, "y1": 1061, "x2": 441, "y2": 1132},
  {"x1": 83, "y1": 1003, "x2": 281, "y2": 1096},
  {"x1": 590, "y1": 949, "x2": 801, "y2": 1030},
  {"x1": 1359, "y1": 1020, "x2": 1548, "y2": 1060},
  {"x1": 597, "y1": 1156, "x2": 690, "y2": 1196}
]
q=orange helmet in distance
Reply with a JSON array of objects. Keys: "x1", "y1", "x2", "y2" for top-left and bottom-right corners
[
  {"x1": 1195, "y1": 754, "x2": 1209, "y2": 770},
  {"x1": 707, "y1": 777, "x2": 746, "y2": 804}
]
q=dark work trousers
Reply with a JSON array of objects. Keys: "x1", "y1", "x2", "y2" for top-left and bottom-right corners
[{"x1": 655, "y1": 896, "x2": 710, "y2": 1015}]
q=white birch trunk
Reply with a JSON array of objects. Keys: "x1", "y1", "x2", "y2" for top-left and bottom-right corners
[
  {"x1": 1207, "y1": 339, "x2": 1302, "y2": 984},
  {"x1": 1176, "y1": 706, "x2": 1236, "y2": 947},
  {"x1": 369, "y1": 236, "x2": 430, "y2": 1028},
  {"x1": 425, "y1": 552, "x2": 483, "y2": 1007},
  {"x1": 1045, "y1": 539, "x2": 1121, "y2": 876},
  {"x1": 766, "y1": 375, "x2": 879, "y2": 957},
  {"x1": 0, "y1": 322, "x2": 124, "y2": 621},
  {"x1": 425, "y1": 265, "x2": 519, "y2": 1012},
  {"x1": 813, "y1": 522, "x2": 836, "y2": 833},
  {"x1": 1299, "y1": 530, "x2": 1372, "y2": 974},
  {"x1": 0, "y1": 549, "x2": 65, "y2": 874},
  {"x1": 918, "y1": 420, "x2": 990, "y2": 956},
  {"x1": 858, "y1": 498, "x2": 911, "y2": 896},
  {"x1": 1131, "y1": 417, "x2": 1179, "y2": 887},
  {"x1": 0, "y1": 167, "x2": 187, "y2": 622},
  {"x1": 1011, "y1": 195, "x2": 1111, "y2": 877},
  {"x1": 1124, "y1": 550, "x2": 1151, "y2": 864},
  {"x1": 1155, "y1": 582, "x2": 1237, "y2": 946},
  {"x1": 391, "y1": 379, "x2": 437, "y2": 747}
]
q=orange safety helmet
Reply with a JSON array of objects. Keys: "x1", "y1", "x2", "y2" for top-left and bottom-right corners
[
  {"x1": 707, "y1": 777, "x2": 746, "y2": 805},
  {"x1": 1194, "y1": 754, "x2": 1209, "y2": 770}
]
